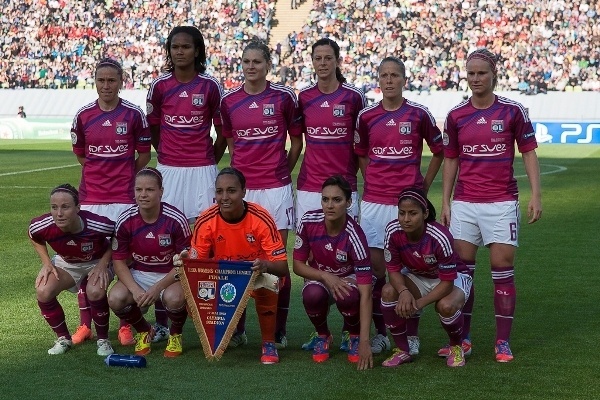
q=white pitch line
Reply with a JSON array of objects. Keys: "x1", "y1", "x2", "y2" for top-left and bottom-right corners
[
  {"x1": 515, "y1": 163, "x2": 567, "y2": 178},
  {"x1": 0, "y1": 186, "x2": 53, "y2": 189},
  {"x1": 0, "y1": 164, "x2": 79, "y2": 177}
]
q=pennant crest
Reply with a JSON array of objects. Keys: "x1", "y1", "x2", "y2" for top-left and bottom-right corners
[{"x1": 180, "y1": 258, "x2": 257, "y2": 360}]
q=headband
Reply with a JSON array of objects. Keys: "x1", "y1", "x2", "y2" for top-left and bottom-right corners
[
  {"x1": 51, "y1": 187, "x2": 78, "y2": 198},
  {"x1": 467, "y1": 50, "x2": 497, "y2": 74},
  {"x1": 398, "y1": 190, "x2": 428, "y2": 211},
  {"x1": 136, "y1": 167, "x2": 163, "y2": 187}
]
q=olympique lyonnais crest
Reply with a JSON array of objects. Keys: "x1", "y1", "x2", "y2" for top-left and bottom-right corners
[
  {"x1": 158, "y1": 234, "x2": 171, "y2": 247},
  {"x1": 81, "y1": 242, "x2": 93, "y2": 252},
  {"x1": 399, "y1": 122, "x2": 411, "y2": 135},
  {"x1": 333, "y1": 104, "x2": 345, "y2": 117},
  {"x1": 335, "y1": 249, "x2": 347, "y2": 262},
  {"x1": 116, "y1": 122, "x2": 127, "y2": 135},
  {"x1": 491, "y1": 120, "x2": 504, "y2": 133},
  {"x1": 192, "y1": 94, "x2": 204, "y2": 106},
  {"x1": 246, "y1": 233, "x2": 256, "y2": 243},
  {"x1": 180, "y1": 259, "x2": 257, "y2": 360},
  {"x1": 263, "y1": 104, "x2": 275, "y2": 117}
]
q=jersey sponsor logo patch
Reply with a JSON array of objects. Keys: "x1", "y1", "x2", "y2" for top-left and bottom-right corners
[
  {"x1": 158, "y1": 234, "x2": 172, "y2": 247},
  {"x1": 102, "y1": 119, "x2": 112, "y2": 127},
  {"x1": 111, "y1": 237, "x2": 118, "y2": 251},
  {"x1": 335, "y1": 249, "x2": 347, "y2": 262},
  {"x1": 146, "y1": 232, "x2": 155, "y2": 239},
  {"x1": 87, "y1": 144, "x2": 129, "y2": 158},
  {"x1": 354, "y1": 131, "x2": 360, "y2": 143},
  {"x1": 476, "y1": 117, "x2": 487, "y2": 125},
  {"x1": 116, "y1": 122, "x2": 127, "y2": 135},
  {"x1": 491, "y1": 120, "x2": 504, "y2": 133},
  {"x1": 423, "y1": 254, "x2": 437, "y2": 264},
  {"x1": 249, "y1": 102, "x2": 259, "y2": 109},
  {"x1": 192, "y1": 94, "x2": 204, "y2": 106},
  {"x1": 294, "y1": 236, "x2": 303, "y2": 249},
  {"x1": 71, "y1": 132, "x2": 77, "y2": 145},
  {"x1": 442, "y1": 132, "x2": 449, "y2": 146},
  {"x1": 67, "y1": 240, "x2": 77, "y2": 246},
  {"x1": 263, "y1": 104, "x2": 275, "y2": 116},
  {"x1": 164, "y1": 114, "x2": 204, "y2": 128},
  {"x1": 236, "y1": 126, "x2": 279, "y2": 140},
  {"x1": 399, "y1": 122, "x2": 411, "y2": 135},
  {"x1": 386, "y1": 119, "x2": 396, "y2": 126},
  {"x1": 462, "y1": 143, "x2": 507, "y2": 157},
  {"x1": 325, "y1": 243, "x2": 333, "y2": 251},
  {"x1": 220, "y1": 283, "x2": 236, "y2": 303},
  {"x1": 320, "y1": 101, "x2": 330, "y2": 108},
  {"x1": 372, "y1": 146, "x2": 413, "y2": 159},
  {"x1": 146, "y1": 102, "x2": 154, "y2": 115},
  {"x1": 216, "y1": 235, "x2": 225, "y2": 242},
  {"x1": 384, "y1": 249, "x2": 392, "y2": 262},
  {"x1": 439, "y1": 263, "x2": 456, "y2": 270},
  {"x1": 333, "y1": 104, "x2": 345, "y2": 117},
  {"x1": 81, "y1": 242, "x2": 93, "y2": 252},
  {"x1": 246, "y1": 233, "x2": 256, "y2": 243},
  {"x1": 197, "y1": 281, "x2": 216, "y2": 301},
  {"x1": 272, "y1": 248, "x2": 286, "y2": 256},
  {"x1": 179, "y1": 91, "x2": 188, "y2": 98},
  {"x1": 306, "y1": 126, "x2": 347, "y2": 139}
]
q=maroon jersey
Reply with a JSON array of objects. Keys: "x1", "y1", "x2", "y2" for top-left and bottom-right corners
[
  {"x1": 354, "y1": 100, "x2": 442, "y2": 205},
  {"x1": 297, "y1": 83, "x2": 366, "y2": 192},
  {"x1": 71, "y1": 99, "x2": 151, "y2": 205},
  {"x1": 28, "y1": 210, "x2": 114, "y2": 263},
  {"x1": 294, "y1": 210, "x2": 372, "y2": 285},
  {"x1": 112, "y1": 202, "x2": 191, "y2": 273},
  {"x1": 384, "y1": 220, "x2": 467, "y2": 280},
  {"x1": 146, "y1": 72, "x2": 223, "y2": 167},
  {"x1": 221, "y1": 81, "x2": 303, "y2": 189},
  {"x1": 443, "y1": 95, "x2": 537, "y2": 202}
]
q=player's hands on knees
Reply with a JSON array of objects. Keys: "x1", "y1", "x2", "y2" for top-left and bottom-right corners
[
  {"x1": 35, "y1": 263, "x2": 59, "y2": 288},
  {"x1": 357, "y1": 340, "x2": 373, "y2": 371},
  {"x1": 322, "y1": 272, "x2": 351, "y2": 301},
  {"x1": 88, "y1": 262, "x2": 110, "y2": 290},
  {"x1": 395, "y1": 290, "x2": 417, "y2": 318},
  {"x1": 173, "y1": 249, "x2": 189, "y2": 266},
  {"x1": 137, "y1": 284, "x2": 161, "y2": 309}
]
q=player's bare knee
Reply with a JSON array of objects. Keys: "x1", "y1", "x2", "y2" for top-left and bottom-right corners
[
  {"x1": 381, "y1": 283, "x2": 397, "y2": 302},
  {"x1": 436, "y1": 299, "x2": 460, "y2": 317}
]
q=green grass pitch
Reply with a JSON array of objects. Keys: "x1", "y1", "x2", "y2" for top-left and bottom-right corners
[{"x1": 1, "y1": 140, "x2": 599, "y2": 399}]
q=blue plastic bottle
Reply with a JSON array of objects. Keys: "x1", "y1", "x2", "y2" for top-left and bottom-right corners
[{"x1": 105, "y1": 354, "x2": 147, "y2": 368}]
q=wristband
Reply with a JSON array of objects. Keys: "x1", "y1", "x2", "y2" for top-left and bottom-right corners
[{"x1": 398, "y1": 288, "x2": 409, "y2": 296}]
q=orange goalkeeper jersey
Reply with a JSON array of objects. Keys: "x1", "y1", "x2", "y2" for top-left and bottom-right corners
[{"x1": 190, "y1": 202, "x2": 287, "y2": 262}]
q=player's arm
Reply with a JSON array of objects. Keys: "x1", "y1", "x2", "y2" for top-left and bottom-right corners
[
  {"x1": 292, "y1": 258, "x2": 348, "y2": 298},
  {"x1": 358, "y1": 156, "x2": 368, "y2": 180},
  {"x1": 225, "y1": 137, "x2": 234, "y2": 160},
  {"x1": 150, "y1": 125, "x2": 160, "y2": 153},
  {"x1": 441, "y1": 156, "x2": 459, "y2": 227},
  {"x1": 76, "y1": 155, "x2": 85, "y2": 166},
  {"x1": 522, "y1": 149, "x2": 542, "y2": 224},
  {"x1": 30, "y1": 238, "x2": 58, "y2": 288},
  {"x1": 213, "y1": 125, "x2": 227, "y2": 163},
  {"x1": 287, "y1": 134, "x2": 303, "y2": 173},
  {"x1": 135, "y1": 151, "x2": 151, "y2": 173},
  {"x1": 415, "y1": 279, "x2": 453, "y2": 310},
  {"x1": 423, "y1": 150, "x2": 444, "y2": 195},
  {"x1": 138, "y1": 268, "x2": 180, "y2": 309},
  {"x1": 356, "y1": 282, "x2": 373, "y2": 370}
]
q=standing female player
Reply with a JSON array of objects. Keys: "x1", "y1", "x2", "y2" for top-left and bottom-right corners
[
  {"x1": 29, "y1": 184, "x2": 115, "y2": 356},
  {"x1": 293, "y1": 175, "x2": 373, "y2": 370},
  {"x1": 188, "y1": 168, "x2": 289, "y2": 364},
  {"x1": 380, "y1": 188, "x2": 472, "y2": 368},
  {"x1": 220, "y1": 41, "x2": 303, "y2": 349},
  {"x1": 147, "y1": 25, "x2": 225, "y2": 223},
  {"x1": 108, "y1": 168, "x2": 191, "y2": 357},
  {"x1": 441, "y1": 48, "x2": 542, "y2": 362},
  {"x1": 71, "y1": 57, "x2": 151, "y2": 347},
  {"x1": 297, "y1": 39, "x2": 366, "y2": 353},
  {"x1": 354, "y1": 57, "x2": 444, "y2": 355}
]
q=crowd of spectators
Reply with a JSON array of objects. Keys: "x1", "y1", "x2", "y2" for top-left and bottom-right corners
[{"x1": 2, "y1": 0, "x2": 599, "y2": 94}]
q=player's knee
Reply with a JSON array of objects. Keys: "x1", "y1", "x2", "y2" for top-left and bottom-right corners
[
  {"x1": 380, "y1": 283, "x2": 397, "y2": 302},
  {"x1": 435, "y1": 299, "x2": 460, "y2": 317},
  {"x1": 86, "y1": 283, "x2": 106, "y2": 301},
  {"x1": 162, "y1": 285, "x2": 185, "y2": 309}
]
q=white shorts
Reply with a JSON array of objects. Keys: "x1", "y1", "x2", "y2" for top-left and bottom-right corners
[
  {"x1": 296, "y1": 190, "x2": 359, "y2": 226},
  {"x1": 157, "y1": 162, "x2": 218, "y2": 221},
  {"x1": 245, "y1": 184, "x2": 294, "y2": 230},
  {"x1": 131, "y1": 269, "x2": 169, "y2": 302},
  {"x1": 403, "y1": 268, "x2": 472, "y2": 304},
  {"x1": 450, "y1": 200, "x2": 520, "y2": 247},
  {"x1": 359, "y1": 201, "x2": 398, "y2": 249},
  {"x1": 52, "y1": 255, "x2": 114, "y2": 293},
  {"x1": 81, "y1": 204, "x2": 132, "y2": 223}
]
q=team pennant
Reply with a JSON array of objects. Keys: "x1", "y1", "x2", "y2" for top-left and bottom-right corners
[{"x1": 180, "y1": 258, "x2": 257, "y2": 360}]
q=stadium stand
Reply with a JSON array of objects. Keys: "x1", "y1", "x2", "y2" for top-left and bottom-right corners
[{"x1": 1, "y1": 0, "x2": 599, "y2": 93}]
